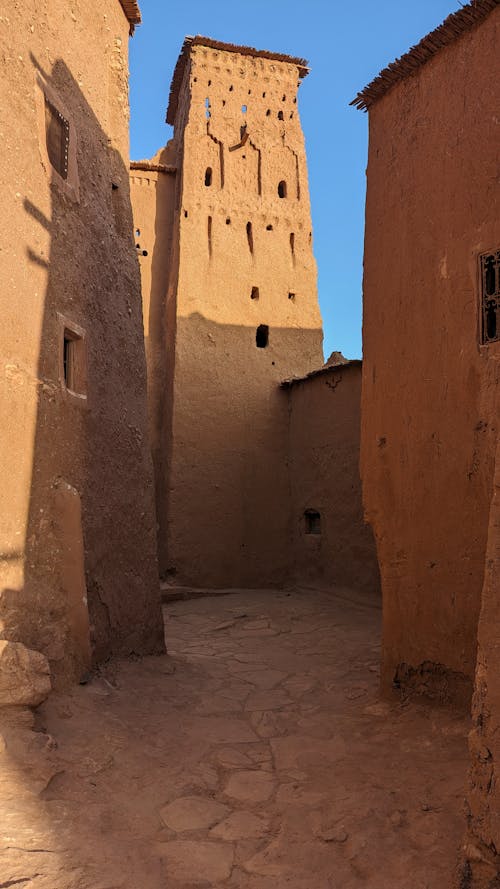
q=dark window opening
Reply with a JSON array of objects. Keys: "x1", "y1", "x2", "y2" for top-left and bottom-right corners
[
  {"x1": 226, "y1": 217, "x2": 231, "y2": 225},
  {"x1": 135, "y1": 228, "x2": 140, "y2": 237},
  {"x1": 229, "y1": 85, "x2": 234, "y2": 91},
  {"x1": 278, "y1": 110, "x2": 284, "y2": 120},
  {"x1": 184, "y1": 209, "x2": 188, "y2": 218},
  {"x1": 282, "y1": 94, "x2": 286, "y2": 101},
  {"x1": 288, "y1": 292, "x2": 295, "y2": 301},
  {"x1": 266, "y1": 109, "x2": 271, "y2": 116},
  {"x1": 256, "y1": 324, "x2": 269, "y2": 348},
  {"x1": 246, "y1": 221, "x2": 254, "y2": 254},
  {"x1": 204, "y1": 167, "x2": 213, "y2": 187},
  {"x1": 63, "y1": 327, "x2": 86, "y2": 396},
  {"x1": 262, "y1": 91, "x2": 266, "y2": 98},
  {"x1": 305, "y1": 510, "x2": 321, "y2": 535},
  {"x1": 266, "y1": 224, "x2": 273, "y2": 231},
  {"x1": 207, "y1": 215, "x2": 212, "y2": 256},
  {"x1": 142, "y1": 250, "x2": 148, "y2": 256},
  {"x1": 44, "y1": 96, "x2": 70, "y2": 180},
  {"x1": 480, "y1": 250, "x2": 500, "y2": 344},
  {"x1": 290, "y1": 232, "x2": 295, "y2": 256},
  {"x1": 278, "y1": 180, "x2": 287, "y2": 199},
  {"x1": 208, "y1": 79, "x2": 212, "y2": 86},
  {"x1": 251, "y1": 286, "x2": 259, "y2": 300}
]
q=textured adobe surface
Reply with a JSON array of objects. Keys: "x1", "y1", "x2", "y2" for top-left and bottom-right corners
[
  {"x1": 360, "y1": 6, "x2": 500, "y2": 698},
  {"x1": 132, "y1": 39, "x2": 324, "y2": 587},
  {"x1": 0, "y1": 0, "x2": 164, "y2": 683},
  {"x1": 286, "y1": 362, "x2": 380, "y2": 593},
  {"x1": 464, "y1": 426, "x2": 500, "y2": 887}
]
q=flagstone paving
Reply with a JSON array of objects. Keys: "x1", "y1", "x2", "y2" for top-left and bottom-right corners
[{"x1": 0, "y1": 588, "x2": 468, "y2": 887}]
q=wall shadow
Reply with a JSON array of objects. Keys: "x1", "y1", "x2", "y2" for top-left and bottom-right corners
[{"x1": 1, "y1": 54, "x2": 164, "y2": 688}]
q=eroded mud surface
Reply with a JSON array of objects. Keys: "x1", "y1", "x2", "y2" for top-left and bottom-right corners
[{"x1": 0, "y1": 589, "x2": 468, "y2": 887}]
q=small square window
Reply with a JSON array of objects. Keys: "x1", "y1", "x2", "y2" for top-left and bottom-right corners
[{"x1": 480, "y1": 250, "x2": 500, "y2": 344}]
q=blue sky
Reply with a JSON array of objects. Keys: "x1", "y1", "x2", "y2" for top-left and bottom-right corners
[{"x1": 130, "y1": 0, "x2": 462, "y2": 360}]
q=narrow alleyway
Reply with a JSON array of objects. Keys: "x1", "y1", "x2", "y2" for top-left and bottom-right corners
[{"x1": 1, "y1": 589, "x2": 468, "y2": 888}]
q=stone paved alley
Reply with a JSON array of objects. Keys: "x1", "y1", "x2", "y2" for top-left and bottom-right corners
[{"x1": 1, "y1": 589, "x2": 469, "y2": 888}]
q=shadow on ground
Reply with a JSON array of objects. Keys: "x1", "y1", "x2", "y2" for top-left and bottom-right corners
[{"x1": 0, "y1": 588, "x2": 467, "y2": 888}]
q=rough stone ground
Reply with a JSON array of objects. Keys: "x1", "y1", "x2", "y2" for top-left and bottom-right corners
[{"x1": 0, "y1": 589, "x2": 469, "y2": 888}]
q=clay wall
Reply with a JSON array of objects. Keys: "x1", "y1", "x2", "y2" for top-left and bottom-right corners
[
  {"x1": 464, "y1": 424, "x2": 500, "y2": 887},
  {"x1": 286, "y1": 363, "x2": 380, "y2": 594},
  {"x1": 0, "y1": 0, "x2": 164, "y2": 684},
  {"x1": 130, "y1": 150, "x2": 177, "y2": 555},
  {"x1": 135, "y1": 41, "x2": 324, "y2": 587},
  {"x1": 360, "y1": 7, "x2": 500, "y2": 699}
]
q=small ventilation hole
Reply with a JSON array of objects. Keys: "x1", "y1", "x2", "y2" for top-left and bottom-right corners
[
  {"x1": 266, "y1": 224, "x2": 273, "y2": 231},
  {"x1": 251, "y1": 286, "x2": 259, "y2": 300},
  {"x1": 246, "y1": 221, "x2": 254, "y2": 254}
]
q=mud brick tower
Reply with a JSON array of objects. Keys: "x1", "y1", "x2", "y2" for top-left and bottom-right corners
[{"x1": 131, "y1": 37, "x2": 324, "y2": 588}]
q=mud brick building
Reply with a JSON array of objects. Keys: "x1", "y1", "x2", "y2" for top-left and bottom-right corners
[{"x1": 0, "y1": 0, "x2": 164, "y2": 685}]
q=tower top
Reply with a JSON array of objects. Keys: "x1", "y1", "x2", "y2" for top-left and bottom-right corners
[{"x1": 166, "y1": 35, "x2": 310, "y2": 124}]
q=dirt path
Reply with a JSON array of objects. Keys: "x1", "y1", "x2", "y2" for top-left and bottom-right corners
[{"x1": 0, "y1": 589, "x2": 468, "y2": 888}]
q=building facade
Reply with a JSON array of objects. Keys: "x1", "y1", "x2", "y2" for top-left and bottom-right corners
[
  {"x1": 0, "y1": 0, "x2": 164, "y2": 685},
  {"x1": 354, "y1": 0, "x2": 500, "y2": 704},
  {"x1": 131, "y1": 37, "x2": 324, "y2": 589}
]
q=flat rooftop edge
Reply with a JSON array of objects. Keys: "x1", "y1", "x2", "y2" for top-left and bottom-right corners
[
  {"x1": 351, "y1": 0, "x2": 500, "y2": 112},
  {"x1": 166, "y1": 35, "x2": 309, "y2": 125},
  {"x1": 281, "y1": 359, "x2": 362, "y2": 389}
]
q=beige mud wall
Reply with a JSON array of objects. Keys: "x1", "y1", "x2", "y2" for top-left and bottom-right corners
[
  {"x1": 130, "y1": 150, "x2": 177, "y2": 556},
  {"x1": 286, "y1": 363, "x2": 380, "y2": 593},
  {"x1": 137, "y1": 42, "x2": 324, "y2": 587},
  {"x1": 360, "y1": 7, "x2": 500, "y2": 699},
  {"x1": 0, "y1": 0, "x2": 164, "y2": 684}
]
